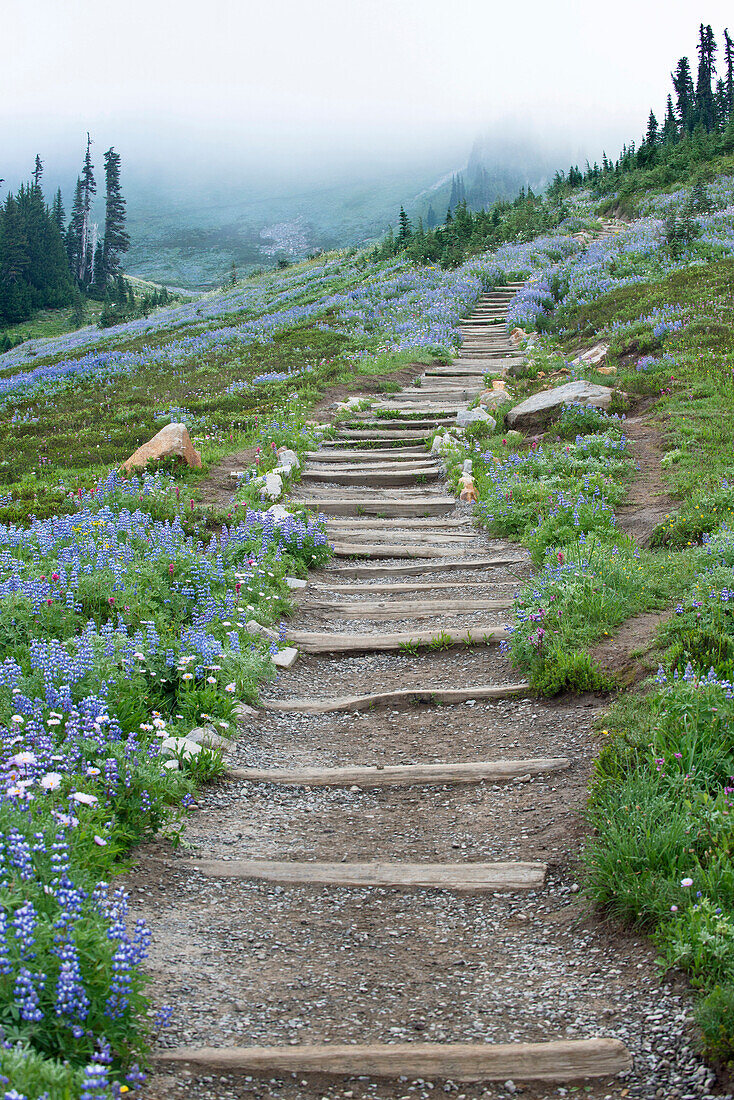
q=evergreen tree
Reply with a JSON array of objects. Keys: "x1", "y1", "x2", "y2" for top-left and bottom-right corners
[
  {"x1": 695, "y1": 23, "x2": 717, "y2": 131},
  {"x1": 101, "y1": 147, "x2": 129, "y2": 282},
  {"x1": 66, "y1": 178, "x2": 85, "y2": 278},
  {"x1": 32, "y1": 154, "x2": 43, "y2": 190},
  {"x1": 0, "y1": 195, "x2": 32, "y2": 323},
  {"x1": 397, "y1": 206, "x2": 412, "y2": 244},
  {"x1": 78, "y1": 133, "x2": 96, "y2": 284},
  {"x1": 426, "y1": 203, "x2": 438, "y2": 228},
  {"x1": 646, "y1": 110, "x2": 659, "y2": 146},
  {"x1": 672, "y1": 56, "x2": 696, "y2": 130},
  {"x1": 724, "y1": 29, "x2": 734, "y2": 115},
  {"x1": 51, "y1": 189, "x2": 65, "y2": 235},
  {"x1": 663, "y1": 95, "x2": 678, "y2": 142}
]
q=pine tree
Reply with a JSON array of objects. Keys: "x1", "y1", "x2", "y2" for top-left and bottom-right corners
[
  {"x1": 695, "y1": 24, "x2": 717, "y2": 131},
  {"x1": 672, "y1": 57, "x2": 696, "y2": 131},
  {"x1": 397, "y1": 206, "x2": 412, "y2": 244},
  {"x1": 101, "y1": 147, "x2": 129, "y2": 283},
  {"x1": 79, "y1": 133, "x2": 96, "y2": 284},
  {"x1": 426, "y1": 203, "x2": 438, "y2": 228},
  {"x1": 0, "y1": 194, "x2": 33, "y2": 323},
  {"x1": 51, "y1": 189, "x2": 65, "y2": 235},
  {"x1": 646, "y1": 111, "x2": 659, "y2": 147},
  {"x1": 663, "y1": 95, "x2": 678, "y2": 143},
  {"x1": 66, "y1": 178, "x2": 85, "y2": 278},
  {"x1": 725, "y1": 29, "x2": 734, "y2": 116},
  {"x1": 32, "y1": 154, "x2": 43, "y2": 190}
]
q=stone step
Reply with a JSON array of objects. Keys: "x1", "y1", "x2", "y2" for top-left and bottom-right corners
[
  {"x1": 307, "y1": 597, "x2": 513, "y2": 616},
  {"x1": 259, "y1": 682, "x2": 529, "y2": 713},
  {"x1": 185, "y1": 859, "x2": 546, "y2": 891},
  {"x1": 286, "y1": 625, "x2": 507, "y2": 653},
  {"x1": 289, "y1": 497, "x2": 455, "y2": 517},
  {"x1": 154, "y1": 1039, "x2": 632, "y2": 1081},
  {"x1": 300, "y1": 468, "x2": 440, "y2": 487},
  {"x1": 228, "y1": 755, "x2": 567, "y2": 786},
  {"x1": 328, "y1": 554, "x2": 524, "y2": 577}
]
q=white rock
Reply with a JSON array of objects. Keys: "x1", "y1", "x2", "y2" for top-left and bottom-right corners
[
  {"x1": 462, "y1": 459, "x2": 473, "y2": 475},
  {"x1": 273, "y1": 647, "x2": 299, "y2": 668},
  {"x1": 505, "y1": 380, "x2": 614, "y2": 430},
  {"x1": 431, "y1": 434, "x2": 445, "y2": 454},
  {"x1": 456, "y1": 407, "x2": 496, "y2": 429},
  {"x1": 266, "y1": 504, "x2": 293, "y2": 523},
  {"x1": 163, "y1": 759, "x2": 180, "y2": 771},
  {"x1": 245, "y1": 619, "x2": 278, "y2": 640},
  {"x1": 187, "y1": 726, "x2": 229, "y2": 751},
  {"x1": 285, "y1": 576, "x2": 307, "y2": 589},
  {"x1": 234, "y1": 703, "x2": 259, "y2": 722},
  {"x1": 160, "y1": 736, "x2": 202, "y2": 759},
  {"x1": 277, "y1": 448, "x2": 300, "y2": 470},
  {"x1": 264, "y1": 472, "x2": 283, "y2": 499},
  {"x1": 572, "y1": 342, "x2": 609, "y2": 367}
]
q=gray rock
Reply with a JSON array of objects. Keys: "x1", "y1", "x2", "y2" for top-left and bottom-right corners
[
  {"x1": 187, "y1": 725, "x2": 230, "y2": 751},
  {"x1": 456, "y1": 407, "x2": 496, "y2": 429},
  {"x1": 160, "y1": 736, "x2": 202, "y2": 759},
  {"x1": 505, "y1": 380, "x2": 614, "y2": 430},
  {"x1": 273, "y1": 646, "x2": 299, "y2": 669},
  {"x1": 234, "y1": 702, "x2": 260, "y2": 722},
  {"x1": 245, "y1": 619, "x2": 278, "y2": 640}
]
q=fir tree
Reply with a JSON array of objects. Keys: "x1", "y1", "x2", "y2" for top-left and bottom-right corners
[
  {"x1": 662, "y1": 95, "x2": 678, "y2": 142},
  {"x1": 426, "y1": 203, "x2": 438, "y2": 228},
  {"x1": 397, "y1": 206, "x2": 412, "y2": 244},
  {"x1": 51, "y1": 189, "x2": 65, "y2": 235},
  {"x1": 695, "y1": 23, "x2": 717, "y2": 131},
  {"x1": 101, "y1": 147, "x2": 129, "y2": 282},
  {"x1": 672, "y1": 56, "x2": 696, "y2": 130},
  {"x1": 646, "y1": 110, "x2": 659, "y2": 146},
  {"x1": 724, "y1": 28, "x2": 734, "y2": 115},
  {"x1": 32, "y1": 154, "x2": 43, "y2": 190},
  {"x1": 78, "y1": 133, "x2": 96, "y2": 284},
  {"x1": 0, "y1": 194, "x2": 32, "y2": 323},
  {"x1": 66, "y1": 178, "x2": 85, "y2": 278}
]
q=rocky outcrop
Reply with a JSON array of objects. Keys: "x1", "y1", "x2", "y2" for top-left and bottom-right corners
[{"x1": 505, "y1": 381, "x2": 614, "y2": 431}]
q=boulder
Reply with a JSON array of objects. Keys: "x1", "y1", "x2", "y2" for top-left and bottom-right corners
[
  {"x1": 572, "y1": 342, "x2": 609, "y2": 368},
  {"x1": 263, "y1": 472, "x2": 283, "y2": 499},
  {"x1": 273, "y1": 646, "x2": 299, "y2": 669},
  {"x1": 505, "y1": 381, "x2": 614, "y2": 431},
  {"x1": 160, "y1": 736, "x2": 202, "y2": 759},
  {"x1": 122, "y1": 423, "x2": 202, "y2": 473},
  {"x1": 245, "y1": 619, "x2": 278, "y2": 640},
  {"x1": 462, "y1": 459, "x2": 473, "y2": 475},
  {"x1": 456, "y1": 407, "x2": 496, "y2": 430},
  {"x1": 277, "y1": 447, "x2": 300, "y2": 471},
  {"x1": 479, "y1": 388, "x2": 512, "y2": 410},
  {"x1": 267, "y1": 504, "x2": 293, "y2": 523},
  {"x1": 187, "y1": 725, "x2": 230, "y2": 751},
  {"x1": 234, "y1": 702, "x2": 259, "y2": 722},
  {"x1": 285, "y1": 576, "x2": 307, "y2": 589}
]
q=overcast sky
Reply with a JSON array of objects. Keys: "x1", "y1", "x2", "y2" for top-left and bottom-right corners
[{"x1": 2, "y1": 0, "x2": 732, "y2": 184}]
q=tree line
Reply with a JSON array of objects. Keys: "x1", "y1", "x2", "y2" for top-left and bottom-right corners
[
  {"x1": 381, "y1": 22, "x2": 734, "y2": 268},
  {"x1": 0, "y1": 135, "x2": 130, "y2": 327},
  {"x1": 551, "y1": 23, "x2": 734, "y2": 202}
]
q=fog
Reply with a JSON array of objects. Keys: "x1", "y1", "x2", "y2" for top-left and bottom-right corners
[{"x1": 2, "y1": 0, "x2": 732, "y2": 190}]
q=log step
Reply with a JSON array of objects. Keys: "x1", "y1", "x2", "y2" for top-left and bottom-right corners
[
  {"x1": 328, "y1": 555, "x2": 525, "y2": 577},
  {"x1": 259, "y1": 683, "x2": 529, "y2": 713},
  {"x1": 187, "y1": 859, "x2": 546, "y2": 890},
  {"x1": 154, "y1": 1038, "x2": 632, "y2": 1081},
  {"x1": 301, "y1": 468, "x2": 440, "y2": 487},
  {"x1": 318, "y1": 579, "x2": 516, "y2": 593},
  {"x1": 286, "y1": 625, "x2": 507, "y2": 653},
  {"x1": 228, "y1": 757, "x2": 569, "y2": 787},
  {"x1": 309, "y1": 597, "x2": 512, "y2": 617},
  {"x1": 289, "y1": 498, "x2": 455, "y2": 517}
]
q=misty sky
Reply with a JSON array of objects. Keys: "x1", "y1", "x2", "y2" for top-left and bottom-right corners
[{"x1": 2, "y1": 0, "x2": 733, "y2": 185}]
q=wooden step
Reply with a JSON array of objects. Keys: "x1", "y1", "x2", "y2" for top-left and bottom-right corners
[
  {"x1": 324, "y1": 517, "x2": 473, "y2": 529},
  {"x1": 286, "y1": 625, "x2": 507, "y2": 653},
  {"x1": 259, "y1": 682, "x2": 529, "y2": 713},
  {"x1": 317, "y1": 579, "x2": 516, "y2": 593},
  {"x1": 187, "y1": 859, "x2": 546, "y2": 891},
  {"x1": 154, "y1": 1039, "x2": 631, "y2": 1080},
  {"x1": 327, "y1": 554, "x2": 524, "y2": 577},
  {"x1": 334, "y1": 430, "x2": 430, "y2": 441},
  {"x1": 301, "y1": 468, "x2": 440, "y2": 487},
  {"x1": 306, "y1": 597, "x2": 512, "y2": 617},
  {"x1": 228, "y1": 757, "x2": 569, "y2": 787},
  {"x1": 331, "y1": 543, "x2": 464, "y2": 559},
  {"x1": 289, "y1": 498, "x2": 455, "y2": 517},
  {"x1": 304, "y1": 448, "x2": 429, "y2": 461}
]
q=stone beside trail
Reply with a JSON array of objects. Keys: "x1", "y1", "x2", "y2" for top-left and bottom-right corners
[
  {"x1": 505, "y1": 380, "x2": 615, "y2": 431},
  {"x1": 121, "y1": 422, "x2": 202, "y2": 472},
  {"x1": 128, "y1": 263, "x2": 723, "y2": 1100}
]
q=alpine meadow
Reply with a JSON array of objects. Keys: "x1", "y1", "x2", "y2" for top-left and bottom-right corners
[{"x1": 4, "y1": 6, "x2": 734, "y2": 1100}]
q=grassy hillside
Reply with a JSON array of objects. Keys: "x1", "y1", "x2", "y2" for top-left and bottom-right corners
[{"x1": 5, "y1": 151, "x2": 734, "y2": 1093}]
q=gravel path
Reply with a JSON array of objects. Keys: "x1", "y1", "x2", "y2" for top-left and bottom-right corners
[{"x1": 125, "y1": 284, "x2": 729, "y2": 1100}]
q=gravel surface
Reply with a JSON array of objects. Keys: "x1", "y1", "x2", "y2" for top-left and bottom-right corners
[{"x1": 125, "y1": 299, "x2": 730, "y2": 1100}]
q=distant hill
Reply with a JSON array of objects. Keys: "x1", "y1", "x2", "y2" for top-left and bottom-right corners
[{"x1": 123, "y1": 136, "x2": 566, "y2": 289}]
